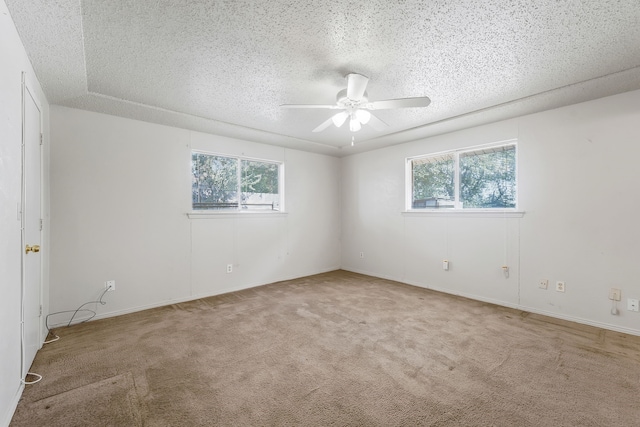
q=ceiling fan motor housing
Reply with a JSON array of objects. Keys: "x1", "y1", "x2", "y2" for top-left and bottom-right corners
[{"x1": 336, "y1": 89, "x2": 368, "y2": 108}]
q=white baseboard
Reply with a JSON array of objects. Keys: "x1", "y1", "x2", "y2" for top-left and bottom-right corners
[
  {"x1": 48, "y1": 265, "x2": 639, "y2": 337},
  {"x1": 48, "y1": 266, "x2": 341, "y2": 328},
  {"x1": 342, "y1": 267, "x2": 640, "y2": 337},
  {"x1": 2, "y1": 383, "x2": 24, "y2": 427}
]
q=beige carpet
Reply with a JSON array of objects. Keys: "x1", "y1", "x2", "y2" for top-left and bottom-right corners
[{"x1": 11, "y1": 270, "x2": 640, "y2": 426}]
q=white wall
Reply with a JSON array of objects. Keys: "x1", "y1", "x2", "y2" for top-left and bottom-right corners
[
  {"x1": 50, "y1": 106, "x2": 341, "y2": 320},
  {"x1": 341, "y1": 89, "x2": 640, "y2": 335},
  {"x1": 0, "y1": 1, "x2": 50, "y2": 425}
]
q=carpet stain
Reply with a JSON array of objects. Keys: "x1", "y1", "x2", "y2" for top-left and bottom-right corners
[{"x1": 13, "y1": 373, "x2": 142, "y2": 426}]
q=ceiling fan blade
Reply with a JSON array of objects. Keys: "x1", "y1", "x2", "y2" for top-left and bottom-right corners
[
  {"x1": 312, "y1": 116, "x2": 336, "y2": 132},
  {"x1": 346, "y1": 73, "x2": 369, "y2": 101},
  {"x1": 332, "y1": 111, "x2": 349, "y2": 127},
  {"x1": 281, "y1": 104, "x2": 342, "y2": 109},
  {"x1": 366, "y1": 96, "x2": 431, "y2": 110},
  {"x1": 368, "y1": 113, "x2": 389, "y2": 131}
]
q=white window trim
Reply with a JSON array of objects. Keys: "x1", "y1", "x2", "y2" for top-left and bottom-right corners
[
  {"x1": 190, "y1": 150, "x2": 285, "y2": 216},
  {"x1": 401, "y1": 210, "x2": 524, "y2": 218},
  {"x1": 406, "y1": 139, "x2": 519, "y2": 213},
  {"x1": 187, "y1": 211, "x2": 288, "y2": 219}
]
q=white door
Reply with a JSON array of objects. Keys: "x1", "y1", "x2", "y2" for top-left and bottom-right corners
[{"x1": 21, "y1": 74, "x2": 42, "y2": 379}]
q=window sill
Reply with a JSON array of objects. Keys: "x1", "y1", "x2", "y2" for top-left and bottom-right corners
[
  {"x1": 187, "y1": 211, "x2": 288, "y2": 219},
  {"x1": 402, "y1": 209, "x2": 524, "y2": 218}
]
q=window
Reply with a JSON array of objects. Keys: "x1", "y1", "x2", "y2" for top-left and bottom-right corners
[
  {"x1": 192, "y1": 152, "x2": 282, "y2": 211},
  {"x1": 409, "y1": 142, "x2": 516, "y2": 210}
]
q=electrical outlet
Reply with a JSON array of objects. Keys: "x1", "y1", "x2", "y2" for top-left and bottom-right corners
[
  {"x1": 226, "y1": 264, "x2": 233, "y2": 274},
  {"x1": 628, "y1": 298, "x2": 639, "y2": 312},
  {"x1": 555, "y1": 281, "x2": 565, "y2": 292},
  {"x1": 105, "y1": 280, "x2": 115, "y2": 291},
  {"x1": 359, "y1": 252, "x2": 364, "y2": 258},
  {"x1": 443, "y1": 260, "x2": 449, "y2": 271},
  {"x1": 539, "y1": 279, "x2": 548, "y2": 289},
  {"x1": 609, "y1": 288, "x2": 621, "y2": 301}
]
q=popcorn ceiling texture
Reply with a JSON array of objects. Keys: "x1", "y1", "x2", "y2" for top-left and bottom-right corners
[{"x1": 6, "y1": 0, "x2": 640, "y2": 154}]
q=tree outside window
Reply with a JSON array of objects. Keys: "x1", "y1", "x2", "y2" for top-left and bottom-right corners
[
  {"x1": 410, "y1": 143, "x2": 516, "y2": 209},
  {"x1": 192, "y1": 152, "x2": 281, "y2": 211}
]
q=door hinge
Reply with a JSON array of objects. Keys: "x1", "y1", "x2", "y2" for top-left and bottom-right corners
[
  {"x1": 39, "y1": 305, "x2": 42, "y2": 317},
  {"x1": 40, "y1": 133, "x2": 43, "y2": 145},
  {"x1": 40, "y1": 219, "x2": 43, "y2": 231}
]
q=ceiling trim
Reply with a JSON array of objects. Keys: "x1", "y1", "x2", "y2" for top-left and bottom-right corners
[
  {"x1": 59, "y1": 92, "x2": 343, "y2": 156},
  {"x1": 338, "y1": 65, "x2": 640, "y2": 155},
  {"x1": 57, "y1": 63, "x2": 640, "y2": 158}
]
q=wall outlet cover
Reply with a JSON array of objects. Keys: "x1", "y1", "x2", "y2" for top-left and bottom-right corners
[
  {"x1": 556, "y1": 281, "x2": 565, "y2": 292},
  {"x1": 628, "y1": 298, "x2": 639, "y2": 312},
  {"x1": 609, "y1": 288, "x2": 621, "y2": 301},
  {"x1": 539, "y1": 279, "x2": 548, "y2": 289}
]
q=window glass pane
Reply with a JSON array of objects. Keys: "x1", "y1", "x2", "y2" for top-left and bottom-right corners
[
  {"x1": 460, "y1": 145, "x2": 516, "y2": 208},
  {"x1": 192, "y1": 153, "x2": 238, "y2": 210},
  {"x1": 411, "y1": 154, "x2": 455, "y2": 208},
  {"x1": 241, "y1": 160, "x2": 280, "y2": 210}
]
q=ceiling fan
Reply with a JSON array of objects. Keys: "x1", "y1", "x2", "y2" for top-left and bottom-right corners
[{"x1": 281, "y1": 73, "x2": 431, "y2": 133}]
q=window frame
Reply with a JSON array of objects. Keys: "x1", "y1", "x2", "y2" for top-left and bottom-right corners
[
  {"x1": 191, "y1": 150, "x2": 285, "y2": 214},
  {"x1": 406, "y1": 140, "x2": 519, "y2": 213}
]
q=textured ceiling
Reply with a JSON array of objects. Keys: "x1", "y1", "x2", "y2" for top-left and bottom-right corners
[{"x1": 6, "y1": 0, "x2": 640, "y2": 156}]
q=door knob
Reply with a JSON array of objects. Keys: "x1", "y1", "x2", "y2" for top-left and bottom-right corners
[{"x1": 25, "y1": 244, "x2": 40, "y2": 254}]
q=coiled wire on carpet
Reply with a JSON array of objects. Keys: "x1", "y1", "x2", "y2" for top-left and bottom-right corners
[
  {"x1": 44, "y1": 286, "x2": 111, "y2": 344},
  {"x1": 24, "y1": 287, "x2": 111, "y2": 386}
]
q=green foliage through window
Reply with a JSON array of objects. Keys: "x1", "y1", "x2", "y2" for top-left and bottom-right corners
[
  {"x1": 410, "y1": 143, "x2": 516, "y2": 209},
  {"x1": 192, "y1": 152, "x2": 281, "y2": 211},
  {"x1": 241, "y1": 160, "x2": 279, "y2": 195},
  {"x1": 460, "y1": 146, "x2": 516, "y2": 208},
  {"x1": 412, "y1": 154, "x2": 455, "y2": 208}
]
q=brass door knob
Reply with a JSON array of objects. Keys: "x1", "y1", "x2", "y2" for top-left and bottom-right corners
[{"x1": 25, "y1": 244, "x2": 40, "y2": 254}]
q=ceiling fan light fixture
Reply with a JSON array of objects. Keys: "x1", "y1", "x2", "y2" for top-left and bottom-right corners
[
  {"x1": 349, "y1": 118, "x2": 362, "y2": 132},
  {"x1": 332, "y1": 111, "x2": 348, "y2": 127},
  {"x1": 281, "y1": 72, "x2": 429, "y2": 135},
  {"x1": 355, "y1": 109, "x2": 371, "y2": 124}
]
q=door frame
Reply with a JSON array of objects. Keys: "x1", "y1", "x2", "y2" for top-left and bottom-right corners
[{"x1": 20, "y1": 71, "x2": 43, "y2": 380}]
